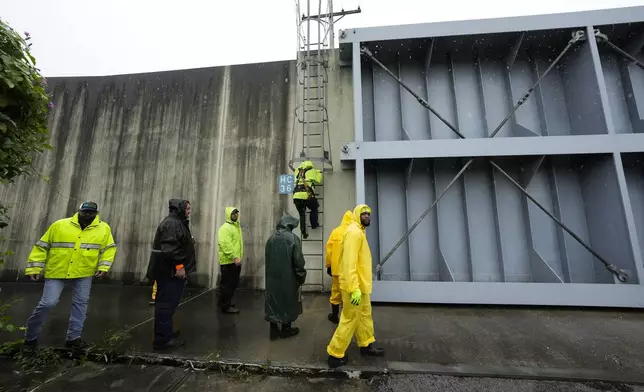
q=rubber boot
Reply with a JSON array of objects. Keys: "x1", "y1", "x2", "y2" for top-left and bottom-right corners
[
  {"x1": 327, "y1": 304, "x2": 340, "y2": 324},
  {"x1": 328, "y1": 354, "x2": 348, "y2": 369},
  {"x1": 270, "y1": 322, "x2": 281, "y2": 341},
  {"x1": 153, "y1": 338, "x2": 186, "y2": 351},
  {"x1": 360, "y1": 343, "x2": 385, "y2": 356},
  {"x1": 280, "y1": 323, "x2": 300, "y2": 339}
]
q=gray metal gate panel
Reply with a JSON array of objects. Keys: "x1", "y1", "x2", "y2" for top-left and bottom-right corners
[{"x1": 340, "y1": 7, "x2": 644, "y2": 307}]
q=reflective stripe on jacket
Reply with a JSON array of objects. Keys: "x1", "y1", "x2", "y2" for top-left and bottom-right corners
[
  {"x1": 25, "y1": 213, "x2": 117, "y2": 279},
  {"x1": 217, "y1": 206, "x2": 243, "y2": 265},
  {"x1": 325, "y1": 210, "x2": 353, "y2": 276},
  {"x1": 293, "y1": 160, "x2": 322, "y2": 200}
]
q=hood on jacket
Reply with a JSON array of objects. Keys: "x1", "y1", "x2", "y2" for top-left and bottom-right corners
[
  {"x1": 225, "y1": 206, "x2": 240, "y2": 224},
  {"x1": 340, "y1": 210, "x2": 353, "y2": 227},
  {"x1": 352, "y1": 204, "x2": 372, "y2": 227},
  {"x1": 296, "y1": 160, "x2": 314, "y2": 170},
  {"x1": 276, "y1": 213, "x2": 299, "y2": 232},
  {"x1": 169, "y1": 199, "x2": 190, "y2": 219}
]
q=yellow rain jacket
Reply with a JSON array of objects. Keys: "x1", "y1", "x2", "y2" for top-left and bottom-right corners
[
  {"x1": 25, "y1": 213, "x2": 117, "y2": 279},
  {"x1": 217, "y1": 206, "x2": 243, "y2": 265},
  {"x1": 339, "y1": 204, "x2": 373, "y2": 294},
  {"x1": 325, "y1": 210, "x2": 354, "y2": 276},
  {"x1": 293, "y1": 161, "x2": 322, "y2": 200}
]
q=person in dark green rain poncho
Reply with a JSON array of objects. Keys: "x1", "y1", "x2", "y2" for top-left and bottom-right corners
[{"x1": 264, "y1": 213, "x2": 307, "y2": 340}]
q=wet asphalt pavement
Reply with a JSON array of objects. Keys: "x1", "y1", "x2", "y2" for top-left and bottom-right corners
[
  {"x1": 2, "y1": 282, "x2": 644, "y2": 389},
  {"x1": 2, "y1": 362, "x2": 643, "y2": 392}
]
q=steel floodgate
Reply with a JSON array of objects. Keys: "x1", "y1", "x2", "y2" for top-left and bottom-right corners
[{"x1": 339, "y1": 6, "x2": 644, "y2": 307}]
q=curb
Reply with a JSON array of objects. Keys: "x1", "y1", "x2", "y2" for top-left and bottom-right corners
[
  {"x1": 61, "y1": 350, "x2": 386, "y2": 380},
  {"x1": 9, "y1": 348, "x2": 644, "y2": 386}
]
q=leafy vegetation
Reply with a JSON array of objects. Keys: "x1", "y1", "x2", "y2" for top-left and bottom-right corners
[{"x1": 0, "y1": 17, "x2": 53, "y2": 267}]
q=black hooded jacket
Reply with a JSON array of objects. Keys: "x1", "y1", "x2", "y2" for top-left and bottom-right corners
[{"x1": 146, "y1": 199, "x2": 196, "y2": 281}]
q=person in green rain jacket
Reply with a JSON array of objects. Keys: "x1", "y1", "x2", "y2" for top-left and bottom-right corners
[
  {"x1": 292, "y1": 160, "x2": 322, "y2": 239},
  {"x1": 217, "y1": 206, "x2": 244, "y2": 314},
  {"x1": 264, "y1": 213, "x2": 307, "y2": 340}
]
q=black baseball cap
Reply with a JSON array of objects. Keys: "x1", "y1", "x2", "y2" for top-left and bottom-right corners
[{"x1": 79, "y1": 201, "x2": 99, "y2": 212}]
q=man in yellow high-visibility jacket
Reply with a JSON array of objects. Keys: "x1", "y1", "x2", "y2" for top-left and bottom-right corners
[
  {"x1": 292, "y1": 161, "x2": 322, "y2": 239},
  {"x1": 324, "y1": 210, "x2": 353, "y2": 324},
  {"x1": 326, "y1": 204, "x2": 384, "y2": 368},
  {"x1": 22, "y1": 201, "x2": 117, "y2": 353}
]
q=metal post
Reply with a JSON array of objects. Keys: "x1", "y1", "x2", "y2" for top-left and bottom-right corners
[
  {"x1": 353, "y1": 41, "x2": 366, "y2": 204},
  {"x1": 356, "y1": 158, "x2": 366, "y2": 205}
]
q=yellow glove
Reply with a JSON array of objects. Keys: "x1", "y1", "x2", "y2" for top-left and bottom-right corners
[{"x1": 350, "y1": 289, "x2": 362, "y2": 306}]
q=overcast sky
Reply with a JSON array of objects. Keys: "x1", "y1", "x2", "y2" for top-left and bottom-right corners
[{"x1": 3, "y1": 0, "x2": 644, "y2": 77}]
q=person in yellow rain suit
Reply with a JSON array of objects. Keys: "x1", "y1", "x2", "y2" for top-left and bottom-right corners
[
  {"x1": 326, "y1": 204, "x2": 384, "y2": 368},
  {"x1": 292, "y1": 160, "x2": 322, "y2": 239},
  {"x1": 324, "y1": 210, "x2": 353, "y2": 324}
]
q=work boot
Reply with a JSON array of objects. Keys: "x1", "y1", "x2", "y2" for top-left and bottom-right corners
[
  {"x1": 65, "y1": 338, "x2": 90, "y2": 350},
  {"x1": 328, "y1": 354, "x2": 348, "y2": 369},
  {"x1": 222, "y1": 306, "x2": 240, "y2": 314},
  {"x1": 301, "y1": 231, "x2": 309, "y2": 239},
  {"x1": 280, "y1": 324, "x2": 300, "y2": 339},
  {"x1": 327, "y1": 304, "x2": 340, "y2": 324},
  {"x1": 270, "y1": 323, "x2": 281, "y2": 341},
  {"x1": 360, "y1": 343, "x2": 385, "y2": 356},
  {"x1": 21, "y1": 339, "x2": 38, "y2": 355},
  {"x1": 153, "y1": 338, "x2": 186, "y2": 351}
]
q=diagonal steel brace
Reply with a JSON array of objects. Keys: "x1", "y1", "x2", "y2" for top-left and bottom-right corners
[
  {"x1": 367, "y1": 30, "x2": 628, "y2": 282},
  {"x1": 595, "y1": 29, "x2": 644, "y2": 71}
]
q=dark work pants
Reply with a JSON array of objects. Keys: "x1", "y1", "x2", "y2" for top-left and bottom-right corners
[
  {"x1": 218, "y1": 264, "x2": 241, "y2": 309},
  {"x1": 154, "y1": 277, "x2": 185, "y2": 345},
  {"x1": 294, "y1": 198, "x2": 319, "y2": 234}
]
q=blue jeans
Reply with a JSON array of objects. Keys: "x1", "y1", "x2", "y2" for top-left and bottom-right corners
[{"x1": 24, "y1": 277, "x2": 93, "y2": 342}]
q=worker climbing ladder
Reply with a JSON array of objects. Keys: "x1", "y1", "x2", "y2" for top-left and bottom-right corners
[{"x1": 290, "y1": 0, "x2": 360, "y2": 291}]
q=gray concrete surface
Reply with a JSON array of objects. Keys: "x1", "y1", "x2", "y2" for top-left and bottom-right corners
[
  {"x1": 2, "y1": 362, "x2": 643, "y2": 392},
  {"x1": 2, "y1": 282, "x2": 644, "y2": 384},
  {"x1": 0, "y1": 56, "x2": 356, "y2": 292}
]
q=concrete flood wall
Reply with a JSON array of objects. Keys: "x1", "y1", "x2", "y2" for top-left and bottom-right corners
[{"x1": 0, "y1": 60, "x2": 310, "y2": 289}]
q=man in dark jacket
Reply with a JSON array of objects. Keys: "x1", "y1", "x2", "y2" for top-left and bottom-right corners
[
  {"x1": 264, "y1": 213, "x2": 307, "y2": 340},
  {"x1": 146, "y1": 199, "x2": 196, "y2": 350}
]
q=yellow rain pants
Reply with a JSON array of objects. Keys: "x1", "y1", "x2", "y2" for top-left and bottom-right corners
[{"x1": 326, "y1": 291, "x2": 375, "y2": 358}]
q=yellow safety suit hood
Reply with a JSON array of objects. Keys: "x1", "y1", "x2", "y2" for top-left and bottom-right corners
[
  {"x1": 225, "y1": 206, "x2": 240, "y2": 224},
  {"x1": 218, "y1": 206, "x2": 243, "y2": 265},
  {"x1": 352, "y1": 204, "x2": 372, "y2": 228},
  {"x1": 297, "y1": 160, "x2": 314, "y2": 170},
  {"x1": 325, "y1": 210, "x2": 354, "y2": 276}
]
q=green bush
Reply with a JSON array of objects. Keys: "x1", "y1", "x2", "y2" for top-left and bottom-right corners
[
  {"x1": 0, "y1": 19, "x2": 53, "y2": 266},
  {"x1": 0, "y1": 19, "x2": 53, "y2": 186}
]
